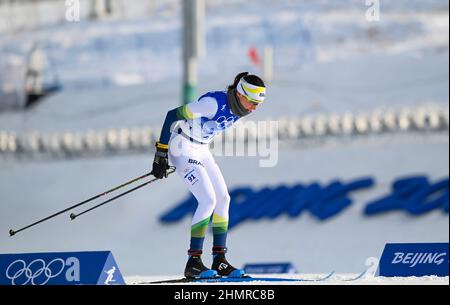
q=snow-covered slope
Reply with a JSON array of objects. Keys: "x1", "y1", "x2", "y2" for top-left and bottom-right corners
[
  {"x1": 0, "y1": 0, "x2": 448, "y2": 280},
  {"x1": 0, "y1": 0, "x2": 448, "y2": 106}
]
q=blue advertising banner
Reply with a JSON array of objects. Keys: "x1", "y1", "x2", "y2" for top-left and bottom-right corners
[
  {"x1": 378, "y1": 243, "x2": 449, "y2": 277},
  {"x1": 243, "y1": 262, "x2": 297, "y2": 274},
  {"x1": 0, "y1": 251, "x2": 125, "y2": 285}
]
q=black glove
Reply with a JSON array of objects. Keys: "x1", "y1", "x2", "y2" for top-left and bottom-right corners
[{"x1": 152, "y1": 142, "x2": 170, "y2": 179}]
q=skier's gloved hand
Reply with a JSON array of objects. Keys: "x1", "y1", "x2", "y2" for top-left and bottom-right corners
[{"x1": 152, "y1": 142, "x2": 170, "y2": 179}]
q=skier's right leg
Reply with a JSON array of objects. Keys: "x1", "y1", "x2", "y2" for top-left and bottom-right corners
[{"x1": 168, "y1": 135, "x2": 218, "y2": 278}]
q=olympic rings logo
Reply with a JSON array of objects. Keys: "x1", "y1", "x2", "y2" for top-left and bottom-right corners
[
  {"x1": 202, "y1": 116, "x2": 235, "y2": 136},
  {"x1": 6, "y1": 258, "x2": 66, "y2": 285},
  {"x1": 216, "y1": 116, "x2": 235, "y2": 130}
]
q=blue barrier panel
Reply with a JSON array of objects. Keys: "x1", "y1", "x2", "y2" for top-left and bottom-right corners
[
  {"x1": 378, "y1": 243, "x2": 449, "y2": 277},
  {"x1": 243, "y1": 262, "x2": 297, "y2": 274},
  {"x1": 0, "y1": 251, "x2": 125, "y2": 285}
]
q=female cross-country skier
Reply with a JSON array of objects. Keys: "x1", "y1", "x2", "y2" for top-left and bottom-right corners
[{"x1": 152, "y1": 72, "x2": 266, "y2": 279}]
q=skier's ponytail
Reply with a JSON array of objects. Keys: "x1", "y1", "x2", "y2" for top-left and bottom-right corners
[
  {"x1": 227, "y1": 72, "x2": 265, "y2": 91},
  {"x1": 227, "y1": 72, "x2": 249, "y2": 90}
]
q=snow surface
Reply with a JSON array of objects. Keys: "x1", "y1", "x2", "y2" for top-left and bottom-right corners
[
  {"x1": 0, "y1": 0, "x2": 448, "y2": 282},
  {"x1": 125, "y1": 274, "x2": 449, "y2": 285},
  {"x1": 1, "y1": 133, "x2": 448, "y2": 276}
]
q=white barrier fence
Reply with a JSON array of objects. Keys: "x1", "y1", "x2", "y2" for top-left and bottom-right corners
[{"x1": 0, "y1": 104, "x2": 448, "y2": 159}]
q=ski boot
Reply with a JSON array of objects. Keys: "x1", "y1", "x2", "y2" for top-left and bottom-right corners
[
  {"x1": 184, "y1": 251, "x2": 218, "y2": 279},
  {"x1": 211, "y1": 247, "x2": 245, "y2": 278}
]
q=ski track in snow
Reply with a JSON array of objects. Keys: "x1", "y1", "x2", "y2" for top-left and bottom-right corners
[
  {"x1": 125, "y1": 274, "x2": 450, "y2": 285},
  {"x1": 0, "y1": 0, "x2": 448, "y2": 280}
]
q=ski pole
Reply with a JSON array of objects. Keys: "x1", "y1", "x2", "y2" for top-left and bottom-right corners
[
  {"x1": 70, "y1": 166, "x2": 176, "y2": 220},
  {"x1": 9, "y1": 171, "x2": 153, "y2": 237}
]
